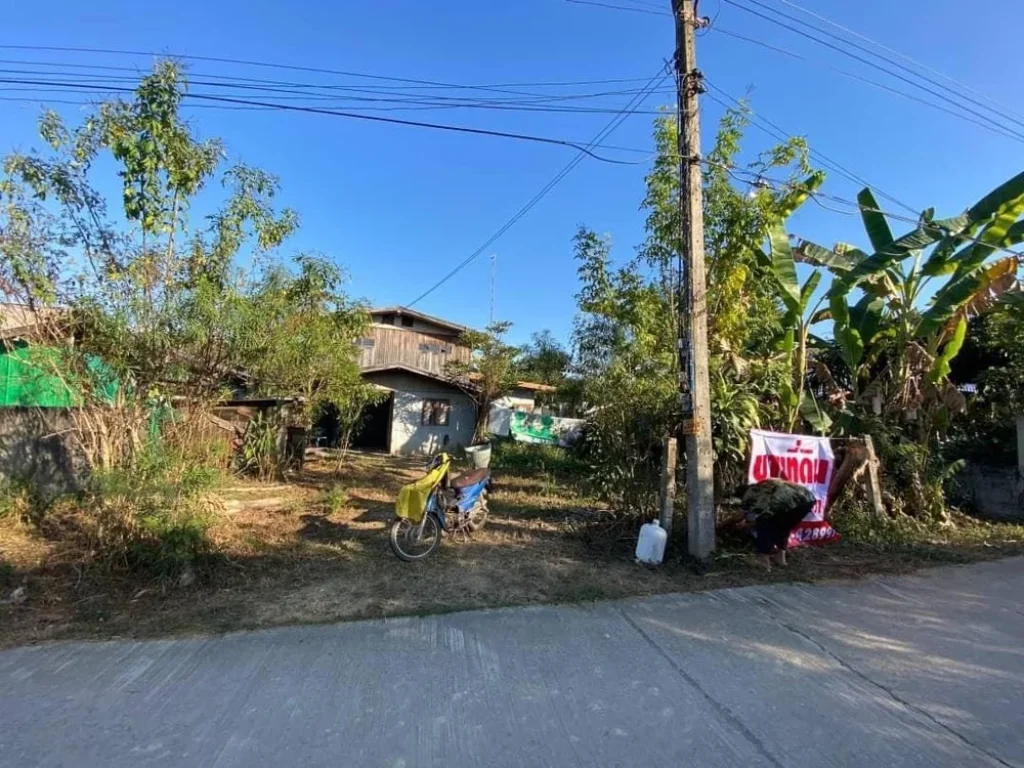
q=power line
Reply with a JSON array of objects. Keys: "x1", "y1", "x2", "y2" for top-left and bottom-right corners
[
  {"x1": 564, "y1": 0, "x2": 665, "y2": 15},
  {"x1": 0, "y1": 82, "x2": 675, "y2": 117},
  {"x1": 721, "y1": 0, "x2": 1024, "y2": 141},
  {"x1": 0, "y1": 76, "x2": 656, "y2": 164},
  {"x1": 708, "y1": 26, "x2": 1024, "y2": 145},
  {"x1": 0, "y1": 67, "x2": 923, "y2": 216},
  {"x1": 0, "y1": 56, "x2": 668, "y2": 92},
  {"x1": 0, "y1": 44, "x2": 572, "y2": 100},
  {"x1": 703, "y1": 158, "x2": 1024, "y2": 262},
  {"x1": 703, "y1": 80, "x2": 919, "y2": 215},
  {"x1": 0, "y1": 65, "x2": 676, "y2": 102},
  {"x1": 407, "y1": 68, "x2": 671, "y2": 308},
  {"x1": 563, "y1": 0, "x2": 1024, "y2": 145},
  {"x1": 770, "y1": 0, "x2": 1024, "y2": 125},
  {"x1": 0, "y1": 64, "x2": 682, "y2": 115}
]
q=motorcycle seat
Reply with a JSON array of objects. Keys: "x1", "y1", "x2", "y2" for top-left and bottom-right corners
[{"x1": 450, "y1": 468, "x2": 490, "y2": 489}]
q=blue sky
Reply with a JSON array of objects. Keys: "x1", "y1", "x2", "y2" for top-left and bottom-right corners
[{"x1": 2, "y1": 0, "x2": 1022, "y2": 345}]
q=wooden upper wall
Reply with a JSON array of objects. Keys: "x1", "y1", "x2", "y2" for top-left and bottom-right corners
[{"x1": 358, "y1": 325, "x2": 470, "y2": 375}]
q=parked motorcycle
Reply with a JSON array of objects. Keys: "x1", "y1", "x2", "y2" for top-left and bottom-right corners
[{"x1": 389, "y1": 452, "x2": 490, "y2": 562}]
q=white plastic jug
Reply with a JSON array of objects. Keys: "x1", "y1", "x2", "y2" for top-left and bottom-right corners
[{"x1": 635, "y1": 520, "x2": 668, "y2": 565}]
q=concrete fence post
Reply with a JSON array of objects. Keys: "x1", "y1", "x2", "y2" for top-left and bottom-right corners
[
  {"x1": 862, "y1": 435, "x2": 886, "y2": 519},
  {"x1": 659, "y1": 436, "x2": 678, "y2": 537}
]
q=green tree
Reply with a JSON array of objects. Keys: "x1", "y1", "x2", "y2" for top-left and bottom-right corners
[
  {"x1": 570, "y1": 105, "x2": 824, "y2": 506},
  {"x1": 518, "y1": 330, "x2": 571, "y2": 385},
  {"x1": 447, "y1": 321, "x2": 520, "y2": 442},
  {"x1": 0, "y1": 61, "x2": 369, "y2": 471},
  {"x1": 243, "y1": 255, "x2": 371, "y2": 428}
]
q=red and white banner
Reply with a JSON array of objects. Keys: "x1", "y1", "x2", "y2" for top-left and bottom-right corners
[{"x1": 747, "y1": 429, "x2": 839, "y2": 547}]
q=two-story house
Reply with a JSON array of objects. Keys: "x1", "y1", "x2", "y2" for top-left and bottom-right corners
[
  {"x1": 353, "y1": 306, "x2": 553, "y2": 455},
  {"x1": 353, "y1": 306, "x2": 479, "y2": 455}
]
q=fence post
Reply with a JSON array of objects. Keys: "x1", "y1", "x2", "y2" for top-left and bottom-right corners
[
  {"x1": 862, "y1": 435, "x2": 885, "y2": 518},
  {"x1": 659, "y1": 436, "x2": 678, "y2": 536}
]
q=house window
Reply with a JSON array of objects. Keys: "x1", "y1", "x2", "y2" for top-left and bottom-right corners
[
  {"x1": 356, "y1": 338, "x2": 375, "y2": 348},
  {"x1": 418, "y1": 342, "x2": 450, "y2": 354},
  {"x1": 381, "y1": 314, "x2": 395, "y2": 325},
  {"x1": 401, "y1": 316, "x2": 415, "y2": 328},
  {"x1": 422, "y1": 398, "x2": 451, "y2": 426}
]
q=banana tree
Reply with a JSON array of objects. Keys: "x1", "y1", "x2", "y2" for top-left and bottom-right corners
[
  {"x1": 763, "y1": 224, "x2": 831, "y2": 433},
  {"x1": 797, "y1": 171, "x2": 1024, "y2": 431}
]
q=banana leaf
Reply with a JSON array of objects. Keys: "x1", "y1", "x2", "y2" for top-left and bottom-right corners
[
  {"x1": 810, "y1": 307, "x2": 832, "y2": 324},
  {"x1": 967, "y1": 169, "x2": 1024, "y2": 222},
  {"x1": 830, "y1": 293, "x2": 864, "y2": 372},
  {"x1": 948, "y1": 192, "x2": 1024, "y2": 278},
  {"x1": 917, "y1": 257, "x2": 1019, "y2": 336},
  {"x1": 769, "y1": 225, "x2": 801, "y2": 313},
  {"x1": 800, "y1": 269, "x2": 822, "y2": 309},
  {"x1": 848, "y1": 294, "x2": 886, "y2": 348},
  {"x1": 921, "y1": 212, "x2": 977, "y2": 277},
  {"x1": 794, "y1": 239, "x2": 860, "y2": 274},
  {"x1": 776, "y1": 171, "x2": 825, "y2": 220},
  {"x1": 928, "y1": 315, "x2": 967, "y2": 383},
  {"x1": 799, "y1": 391, "x2": 833, "y2": 435},
  {"x1": 833, "y1": 223, "x2": 945, "y2": 293},
  {"x1": 1000, "y1": 291, "x2": 1024, "y2": 311},
  {"x1": 857, "y1": 189, "x2": 895, "y2": 252}
]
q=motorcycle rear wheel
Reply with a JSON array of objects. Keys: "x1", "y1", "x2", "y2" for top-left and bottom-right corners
[{"x1": 467, "y1": 495, "x2": 488, "y2": 532}]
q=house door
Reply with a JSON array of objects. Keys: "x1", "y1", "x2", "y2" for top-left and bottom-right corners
[{"x1": 352, "y1": 392, "x2": 393, "y2": 451}]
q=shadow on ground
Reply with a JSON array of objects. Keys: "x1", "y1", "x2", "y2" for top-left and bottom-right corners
[{"x1": 3, "y1": 453, "x2": 1024, "y2": 649}]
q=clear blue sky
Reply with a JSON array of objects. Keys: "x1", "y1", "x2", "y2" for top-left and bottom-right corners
[{"x1": 2, "y1": 0, "x2": 1021, "y2": 345}]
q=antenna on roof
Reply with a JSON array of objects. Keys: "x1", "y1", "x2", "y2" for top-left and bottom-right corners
[{"x1": 489, "y1": 254, "x2": 497, "y2": 327}]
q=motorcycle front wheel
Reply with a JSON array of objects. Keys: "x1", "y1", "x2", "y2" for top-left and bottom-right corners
[{"x1": 390, "y1": 516, "x2": 441, "y2": 562}]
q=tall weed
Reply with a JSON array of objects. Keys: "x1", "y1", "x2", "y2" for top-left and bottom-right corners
[{"x1": 73, "y1": 442, "x2": 223, "y2": 580}]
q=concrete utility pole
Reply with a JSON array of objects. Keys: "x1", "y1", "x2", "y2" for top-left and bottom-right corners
[{"x1": 673, "y1": 0, "x2": 715, "y2": 558}]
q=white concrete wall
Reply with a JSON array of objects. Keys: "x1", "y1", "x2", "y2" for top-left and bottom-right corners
[
  {"x1": 362, "y1": 371, "x2": 477, "y2": 455},
  {"x1": 493, "y1": 387, "x2": 537, "y2": 413}
]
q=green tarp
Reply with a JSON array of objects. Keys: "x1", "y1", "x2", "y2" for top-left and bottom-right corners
[{"x1": 0, "y1": 344, "x2": 119, "y2": 408}]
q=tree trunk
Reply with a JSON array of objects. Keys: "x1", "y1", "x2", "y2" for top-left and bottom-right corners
[{"x1": 472, "y1": 401, "x2": 491, "y2": 443}]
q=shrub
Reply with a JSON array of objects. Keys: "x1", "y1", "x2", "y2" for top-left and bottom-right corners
[
  {"x1": 318, "y1": 483, "x2": 348, "y2": 515},
  {"x1": 235, "y1": 411, "x2": 284, "y2": 480},
  {"x1": 491, "y1": 439, "x2": 588, "y2": 478},
  {"x1": 0, "y1": 479, "x2": 35, "y2": 522},
  {"x1": 830, "y1": 501, "x2": 929, "y2": 550},
  {"x1": 63, "y1": 442, "x2": 224, "y2": 581}
]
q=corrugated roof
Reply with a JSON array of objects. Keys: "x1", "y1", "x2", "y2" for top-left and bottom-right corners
[
  {"x1": 361, "y1": 363, "x2": 477, "y2": 392},
  {"x1": 368, "y1": 306, "x2": 469, "y2": 333}
]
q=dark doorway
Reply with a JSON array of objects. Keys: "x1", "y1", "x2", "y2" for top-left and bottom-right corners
[{"x1": 352, "y1": 392, "x2": 393, "y2": 451}]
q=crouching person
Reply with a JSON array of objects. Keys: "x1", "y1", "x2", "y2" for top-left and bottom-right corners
[{"x1": 741, "y1": 479, "x2": 815, "y2": 568}]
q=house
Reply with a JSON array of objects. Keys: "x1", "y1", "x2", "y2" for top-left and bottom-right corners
[
  {"x1": 353, "y1": 306, "x2": 478, "y2": 455},
  {"x1": 353, "y1": 306, "x2": 551, "y2": 456}
]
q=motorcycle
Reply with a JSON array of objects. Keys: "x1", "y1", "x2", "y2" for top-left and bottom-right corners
[{"x1": 389, "y1": 452, "x2": 490, "y2": 562}]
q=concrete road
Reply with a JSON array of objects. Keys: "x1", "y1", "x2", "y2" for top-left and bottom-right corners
[{"x1": 2, "y1": 559, "x2": 1023, "y2": 768}]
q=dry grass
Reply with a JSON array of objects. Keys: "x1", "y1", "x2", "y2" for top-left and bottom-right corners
[{"x1": 2, "y1": 451, "x2": 1024, "y2": 649}]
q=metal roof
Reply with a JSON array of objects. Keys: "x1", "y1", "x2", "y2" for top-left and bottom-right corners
[{"x1": 368, "y1": 306, "x2": 469, "y2": 334}]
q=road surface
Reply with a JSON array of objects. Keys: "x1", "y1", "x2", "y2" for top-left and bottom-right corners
[{"x1": 2, "y1": 558, "x2": 1023, "y2": 767}]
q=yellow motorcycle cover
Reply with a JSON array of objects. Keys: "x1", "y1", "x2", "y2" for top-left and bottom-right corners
[{"x1": 395, "y1": 456, "x2": 450, "y2": 523}]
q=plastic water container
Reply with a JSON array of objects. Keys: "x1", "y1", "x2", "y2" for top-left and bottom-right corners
[
  {"x1": 465, "y1": 443, "x2": 492, "y2": 469},
  {"x1": 635, "y1": 520, "x2": 668, "y2": 565}
]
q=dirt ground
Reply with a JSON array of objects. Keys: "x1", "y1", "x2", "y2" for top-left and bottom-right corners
[{"x1": 2, "y1": 451, "x2": 1023, "y2": 649}]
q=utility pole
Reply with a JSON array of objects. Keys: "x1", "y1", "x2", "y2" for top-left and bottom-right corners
[{"x1": 673, "y1": 0, "x2": 715, "y2": 558}]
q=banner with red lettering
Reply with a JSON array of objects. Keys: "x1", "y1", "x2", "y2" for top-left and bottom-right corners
[{"x1": 747, "y1": 429, "x2": 839, "y2": 547}]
